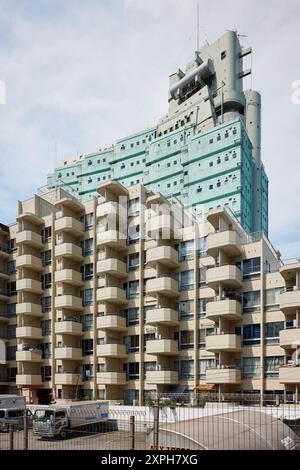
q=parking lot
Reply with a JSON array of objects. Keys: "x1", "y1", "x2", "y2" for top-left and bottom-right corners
[{"x1": 0, "y1": 428, "x2": 147, "y2": 450}]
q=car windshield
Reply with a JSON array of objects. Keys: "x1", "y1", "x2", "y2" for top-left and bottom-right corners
[{"x1": 34, "y1": 409, "x2": 54, "y2": 421}]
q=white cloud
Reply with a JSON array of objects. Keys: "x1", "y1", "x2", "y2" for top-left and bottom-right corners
[{"x1": 0, "y1": 0, "x2": 299, "y2": 258}]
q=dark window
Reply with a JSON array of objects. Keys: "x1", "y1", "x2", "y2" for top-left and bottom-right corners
[{"x1": 82, "y1": 339, "x2": 93, "y2": 356}]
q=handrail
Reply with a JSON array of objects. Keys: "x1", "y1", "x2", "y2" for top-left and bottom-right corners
[{"x1": 281, "y1": 286, "x2": 300, "y2": 294}]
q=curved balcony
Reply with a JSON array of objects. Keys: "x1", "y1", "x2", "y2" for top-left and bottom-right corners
[
  {"x1": 146, "y1": 370, "x2": 179, "y2": 385},
  {"x1": 16, "y1": 279, "x2": 43, "y2": 295},
  {"x1": 96, "y1": 372, "x2": 127, "y2": 385},
  {"x1": 16, "y1": 350, "x2": 43, "y2": 362},
  {"x1": 55, "y1": 347, "x2": 83, "y2": 360},
  {"x1": 146, "y1": 278, "x2": 179, "y2": 298},
  {"x1": 146, "y1": 214, "x2": 179, "y2": 239},
  {"x1": 279, "y1": 328, "x2": 300, "y2": 349},
  {"x1": 97, "y1": 202, "x2": 118, "y2": 219},
  {"x1": 55, "y1": 243, "x2": 83, "y2": 263},
  {"x1": 97, "y1": 315, "x2": 127, "y2": 332},
  {"x1": 16, "y1": 255, "x2": 43, "y2": 272},
  {"x1": 206, "y1": 333, "x2": 242, "y2": 352},
  {"x1": 280, "y1": 288, "x2": 300, "y2": 314},
  {"x1": 55, "y1": 295, "x2": 83, "y2": 311},
  {"x1": 206, "y1": 299, "x2": 242, "y2": 321},
  {"x1": 96, "y1": 230, "x2": 127, "y2": 252},
  {"x1": 206, "y1": 231, "x2": 243, "y2": 258},
  {"x1": 55, "y1": 269, "x2": 83, "y2": 287},
  {"x1": 279, "y1": 366, "x2": 300, "y2": 384},
  {"x1": 16, "y1": 303, "x2": 43, "y2": 317},
  {"x1": 16, "y1": 375, "x2": 42, "y2": 386},
  {"x1": 206, "y1": 367, "x2": 242, "y2": 384},
  {"x1": 97, "y1": 258, "x2": 127, "y2": 278},
  {"x1": 55, "y1": 321, "x2": 83, "y2": 336},
  {"x1": 146, "y1": 339, "x2": 179, "y2": 356},
  {"x1": 0, "y1": 244, "x2": 9, "y2": 259},
  {"x1": 96, "y1": 343, "x2": 127, "y2": 358},
  {"x1": 146, "y1": 308, "x2": 179, "y2": 327},
  {"x1": 55, "y1": 217, "x2": 84, "y2": 237},
  {"x1": 55, "y1": 373, "x2": 83, "y2": 386},
  {"x1": 146, "y1": 246, "x2": 179, "y2": 269},
  {"x1": 97, "y1": 287, "x2": 127, "y2": 305},
  {"x1": 16, "y1": 231, "x2": 43, "y2": 249},
  {"x1": 206, "y1": 265, "x2": 242, "y2": 290},
  {"x1": 16, "y1": 326, "x2": 43, "y2": 340}
]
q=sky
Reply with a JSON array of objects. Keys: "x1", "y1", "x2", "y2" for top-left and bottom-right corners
[{"x1": 0, "y1": 0, "x2": 299, "y2": 259}]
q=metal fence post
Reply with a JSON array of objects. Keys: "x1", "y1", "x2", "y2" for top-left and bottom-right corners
[
  {"x1": 153, "y1": 397, "x2": 160, "y2": 449},
  {"x1": 9, "y1": 424, "x2": 14, "y2": 451},
  {"x1": 23, "y1": 409, "x2": 28, "y2": 450},
  {"x1": 130, "y1": 415, "x2": 135, "y2": 450}
]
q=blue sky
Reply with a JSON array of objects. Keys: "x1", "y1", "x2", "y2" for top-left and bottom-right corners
[{"x1": 0, "y1": 0, "x2": 299, "y2": 259}]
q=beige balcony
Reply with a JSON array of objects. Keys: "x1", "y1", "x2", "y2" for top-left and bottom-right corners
[
  {"x1": 206, "y1": 333, "x2": 242, "y2": 352},
  {"x1": 97, "y1": 287, "x2": 127, "y2": 305},
  {"x1": 280, "y1": 289, "x2": 300, "y2": 313},
  {"x1": 54, "y1": 243, "x2": 83, "y2": 262},
  {"x1": 16, "y1": 255, "x2": 43, "y2": 272},
  {"x1": 16, "y1": 303, "x2": 43, "y2": 317},
  {"x1": 280, "y1": 262, "x2": 300, "y2": 281},
  {"x1": 97, "y1": 315, "x2": 127, "y2": 331},
  {"x1": 55, "y1": 321, "x2": 83, "y2": 336},
  {"x1": 146, "y1": 278, "x2": 179, "y2": 298},
  {"x1": 279, "y1": 328, "x2": 300, "y2": 349},
  {"x1": 97, "y1": 258, "x2": 127, "y2": 278},
  {"x1": 206, "y1": 265, "x2": 242, "y2": 289},
  {"x1": 55, "y1": 373, "x2": 83, "y2": 385},
  {"x1": 206, "y1": 299, "x2": 242, "y2": 321},
  {"x1": 96, "y1": 372, "x2": 127, "y2": 385},
  {"x1": 97, "y1": 230, "x2": 127, "y2": 252},
  {"x1": 16, "y1": 279, "x2": 43, "y2": 295},
  {"x1": 0, "y1": 313, "x2": 9, "y2": 323},
  {"x1": 0, "y1": 290, "x2": 9, "y2": 302},
  {"x1": 16, "y1": 375, "x2": 42, "y2": 386},
  {"x1": 206, "y1": 231, "x2": 243, "y2": 258},
  {"x1": 55, "y1": 269, "x2": 83, "y2": 287},
  {"x1": 146, "y1": 246, "x2": 179, "y2": 269},
  {"x1": 0, "y1": 245, "x2": 9, "y2": 259},
  {"x1": 96, "y1": 201, "x2": 118, "y2": 219},
  {"x1": 55, "y1": 347, "x2": 83, "y2": 360},
  {"x1": 279, "y1": 367, "x2": 300, "y2": 384},
  {"x1": 55, "y1": 217, "x2": 84, "y2": 237},
  {"x1": 16, "y1": 231, "x2": 43, "y2": 249},
  {"x1": 16, "y1": 351, "x2": 43, "y2": 362},
  {"x1": 96, "y1": 343, "x2": 127, "y2": 358},
  {"x1": 55, "y1": 295, "x2": 83, "y2": 311},
  {"x1": 16, "y1": 326, "x2": 43, "y2": 340},
  {"x1": 146, "y1": 214, "x2": 179, "y2": 239},
  {"x1": 146, "y1": 370, "x2": 179, "y2": 385},
  {"x1": 206, "y1": 368, "x2": 242, "y2": 384},
  {"x1": 146, "y1": 308, "x2": 179, "y2": 327},
  {"x1": 0, "y1": 270, "x2": 9, "y2": 281},
  {"x1": 146, "y1": 339, "x2": 179, "y2": 356}
]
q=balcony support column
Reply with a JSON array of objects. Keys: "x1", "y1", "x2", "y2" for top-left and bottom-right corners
[
  {"x1": 295, "y1": 384, "x2": 299, "y2": 404},
  {"x1": 296, "y1": 309, "x2": 300, "y2": 328}
]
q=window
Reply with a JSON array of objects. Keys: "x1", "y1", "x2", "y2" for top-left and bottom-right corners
[
  {"x1": 198, "y1": 299, "x2": 207, "y2": 318},
  {"x1": 127, "y1": 335, "x2": 139, "y2": 353},
  {"x1": 265, "y1": 322, "x2": 284, "y2": 345},
  {"x1": 81, "y1": 264, "x2": 93, "y2": 281},
  {"x1": 128, "y1": 224, "x2": 140, "y2": 243},
  {"x1": 242, "y1": 324, "x2": 261, "y2": 346},
  {"x1": 82, "y1": 238, "x2": 93, "y2": 256},
  {"x1": 41, "y1": 343, "x2": 51, "y2": 359},
  {"x1": 209, "y1": 184, "x2": 213, "y2": 190},
  {"x1": 128, "y1": 253, "x2": 139, "y2": 271},
  {"x1": 178, "y1": 240, "x2": 194, "y2": 261},
  {"x1": 127, "y1": 363, "x2": 139, "y2": 380},
  {"x1": 8, "y1": 239, "x2": 16, "y2": 253},
  {"x1": 7, "y1": 324, "x2": 16, "y2": 339},
  {"x1": 178, "y1": 270, "x2": 194, "y2": 291},
  {"x1": 41, "y1": 319, "x2": 51, "y2": 336},
  {"x1": 264, "y1": 356, "x2": 284, "y2": 378},
  {"x1": 128, "y1": 198, "x2": 140, "y2": 216},
  {"x1": 241, "y1": 257, "x2": 261, "y2": 279},
  {"x1": 125, "y1": 308, "x2": 139, "y2": 326},
  {"x1": 242, "y1": 358, "x2": 260, "y2": 378},
  {"x1": 179, "y1": 331, "x2": 193, "y2": 350},
  {"x1": 209, "y1": 162, "x2": 213, "y2": 167},
  {"x1": 6, "y1": 345, "x2": 16, "y2": 361},
  {"x1": 83, "y1": 364, "x2": 93, "y2": 381},
  {"x1": 199, "y1": 359, "x2": 215, "y2": 378},
  {"x1": 221, "y1": 50, "x2": 227, "y2": 60},
  {"x1": 178, "y1": 300, "x2": 194, "y2": 320},
  {"x1": 82, "y1": 339, "x2": 93, "y2": 356},
  {"x1": 7, "y1": 261, "x2": 16, "y2": 275},
  {"x1": 7, "y1": 303, "x2": 16, "y2": 317},
  {"x1": 41, "y1": 273, "x2": 51, "y2": 289},
  {"x1": 126, "y1": 280, "x2": 139, "y2": 299},
  {"x1": 209, "y1": 139, "x2": 213, "y2": 144},
  {"x1": 41, "y1": 366, "x2": 51, "y2": 381},
  {"x1": 7, "y1": 282, "x2": 16, "y2": 296},
  {"x1": 81, "y1": 314, "x2": 93, "y2": 331},
  {"x1": 199, "y1": 267, "x2": 206, "y2": 287},
  {"x1": 7, "y1": 368, "x2": 17, "y2": 382},
  {"x1": 41, "y1": 297, "x2": 51, "y2": 313},
  {"x1": 81, "y1": 289, "x2": 93, "y2": 306},
  {"x1": 265, "y1": 288, "x2": 281, "y2": 310},
  {"x1": 42, "y1": 250, "x2": 51, "y2": 267},
  {"x1": 198, "y1": 237, "x2": 206, "y2": 256},
  {"x1": 242, "y1": 291, "x2": 260, "y2": 312},
  {"x1": 81, "y1": 213, "x2": 94, "y2": 230},
  {"x1": 179, "y1": 360, "x2": 194, "y2": 380}
]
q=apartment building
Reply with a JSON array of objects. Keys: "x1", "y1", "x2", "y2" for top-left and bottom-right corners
[
  {"x1": 0, "y1": 181, "x2": 298, "y2": 405},
  {"x1": 47, "y1": 30, "x2": 268, "y2": 235}
]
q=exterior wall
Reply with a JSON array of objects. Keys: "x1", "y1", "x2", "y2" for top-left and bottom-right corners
[{"x1": 47, "y1": 31, "x2": 268, "y2": 236}]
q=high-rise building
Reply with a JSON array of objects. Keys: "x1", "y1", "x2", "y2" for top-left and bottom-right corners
[
  {"x1": 47, "y1": 31, "x2": 268, "y2": 235},
  {"x1": 0, "y1": 182, "x2": 299, "y2": 405}
]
